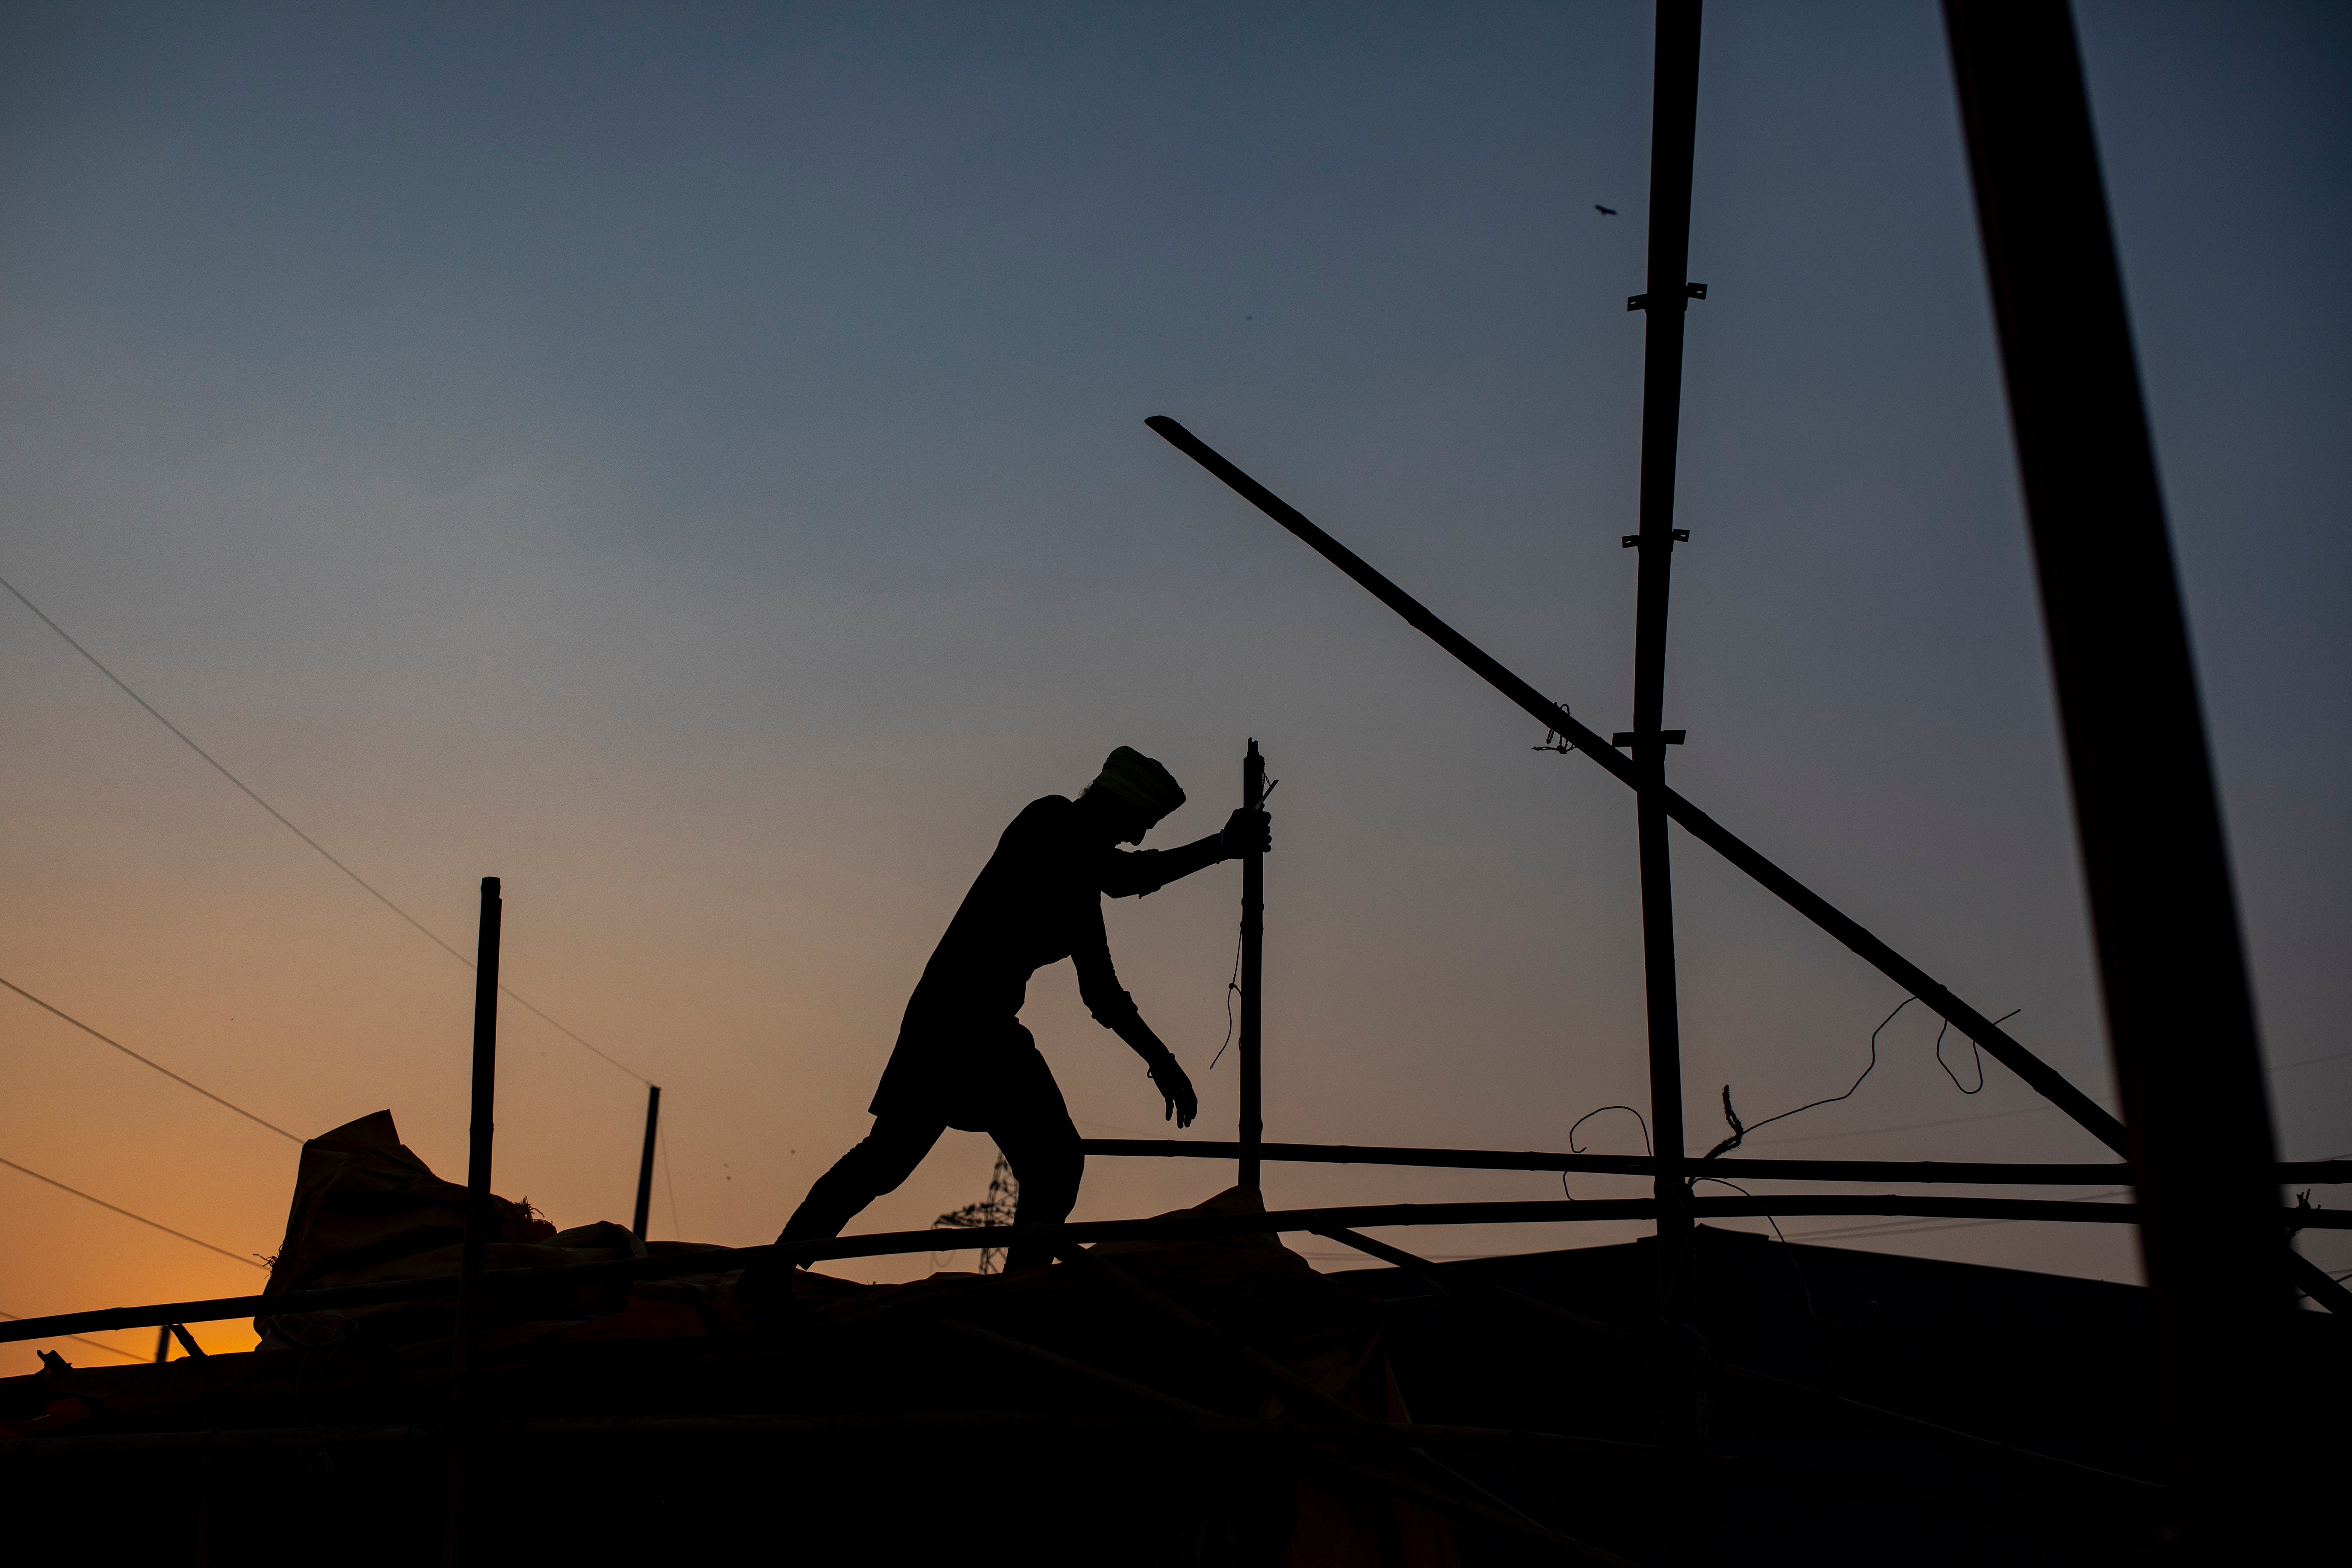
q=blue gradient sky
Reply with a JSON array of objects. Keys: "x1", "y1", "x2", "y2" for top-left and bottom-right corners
[{"x1": 2, "y1": 1, "x2": 2346, "y2": 1367}]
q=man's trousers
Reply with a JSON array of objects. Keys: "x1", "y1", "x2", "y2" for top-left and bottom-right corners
[{"x1": 780, "y1": 1036, "x2": 1083, "y2": 1274}]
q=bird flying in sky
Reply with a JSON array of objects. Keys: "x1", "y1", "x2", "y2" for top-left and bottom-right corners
[{"x1": 1595, "y1": 204, "x2": 1617, "y2": 216}]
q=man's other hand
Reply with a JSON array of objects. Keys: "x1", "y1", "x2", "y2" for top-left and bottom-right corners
[
  {"x1": 1152, "y1": 1058, "x2": 1199, "y2": 1128},
  {"x1": 1220, "y1": 808, "x2": 1272, "y2": 859}
]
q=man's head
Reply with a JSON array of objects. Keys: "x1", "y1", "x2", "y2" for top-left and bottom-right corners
[{"x1": 1081, "y1": 746, "x2": 1185, "y2": 845}]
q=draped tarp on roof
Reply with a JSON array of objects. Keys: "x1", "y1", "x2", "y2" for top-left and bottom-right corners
[{"x1": 3, "y1": 1111, "x2": 1457, "y2": 1564}]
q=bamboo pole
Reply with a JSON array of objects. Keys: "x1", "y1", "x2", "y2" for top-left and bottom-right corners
[
  {"x1": 1239, "y1": 741, "x2": 1265, "y2": 1190},
  {"x1": 632, "y1": 1085, "x2": 662, "y2": 1241}
]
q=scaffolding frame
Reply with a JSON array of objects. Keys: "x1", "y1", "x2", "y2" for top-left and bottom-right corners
[{"x1": 5, "y1": 3, "x2": 2342, "y2": 1561}]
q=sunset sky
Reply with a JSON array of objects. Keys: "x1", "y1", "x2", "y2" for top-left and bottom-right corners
[{"x1": 3, "y1": 1, "x2": 2346, "y2": 1373}]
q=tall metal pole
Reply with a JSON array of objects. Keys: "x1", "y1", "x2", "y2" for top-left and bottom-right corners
[
  {"x1": 1632, "y1": 0, "x2": 1703, "y2": 1307},
  {"x1": 1239, "y1": 741, "x2": 1266, "y2": 1192},
  {"x1": 1629, "y1": 4, "x2": 1705, "y2": 1560},
  {"x1": 444, "y1": 874, "x2": 501, "y2": 1565},
  {"x1": 1941, "y1": 2, "x2": 2286, "y2": 1548},
  {"x1": 632, "y1": 1084, "x2": 663, "y2": 1241}
]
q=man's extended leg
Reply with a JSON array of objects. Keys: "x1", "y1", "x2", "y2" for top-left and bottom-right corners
[
  {"x1": 983, "y1": 1051, "x2": 1084, "y2": 1273},
  {"x1": 778, "y1": 1116, "x2": 946, "y2": 1252}
]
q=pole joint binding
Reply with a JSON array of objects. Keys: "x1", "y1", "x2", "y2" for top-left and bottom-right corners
[{"x1": 1625, "y1": 283, "x2": 1707, "y2": 311}]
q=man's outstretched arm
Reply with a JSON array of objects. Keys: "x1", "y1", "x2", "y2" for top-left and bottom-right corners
[
  {"x1": 1073, "y1": 928, "x2": 1198, "y2": 1128},
  {"x1": 1101, "y1": 1002, "x2": 1198, "y2": 1129},
  {"x1": 1099, "y1": 808, "x2": 1271, "y2": 898}
]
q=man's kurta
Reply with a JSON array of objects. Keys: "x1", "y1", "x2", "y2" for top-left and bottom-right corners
[{"x1": 869, "y1": 794, "x2": 1221, "y2": 1123}]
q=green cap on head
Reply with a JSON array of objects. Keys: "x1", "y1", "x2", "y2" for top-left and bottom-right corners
[{"x1": 1090, "y1": 746, "x2": 1185, "y2": 824}]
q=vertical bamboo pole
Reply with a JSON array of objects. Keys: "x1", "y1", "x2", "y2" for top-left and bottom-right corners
[
  {"x1": 632, "y1": 1084, "x2": 662, "y2": 1241},
  {"x1": 1630, "y1": 5, "x2": 1705, "y2": 1561},
  {"x1": 1942, "y1": 1, "x2": 2287, "y2": 1547},
  {"x1": 1239, "y1": 741, "x2": 1265, "y2": 1191},
  {"x1": 443, "y1": 874, "x2": 501, "y2": 1566}
]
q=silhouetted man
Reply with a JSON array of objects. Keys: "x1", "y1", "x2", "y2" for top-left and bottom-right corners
[{"x1": 751, "y1": 747, "x2": 1271, "y2": 1288}]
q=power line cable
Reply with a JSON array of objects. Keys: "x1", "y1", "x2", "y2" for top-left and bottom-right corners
[
  {"x1": 1752, "y1": 1045, "x2": 2348, "y2": 1149},
  {"x1": 1777, "y1": 1190, "x2": 2133, "y2": 1244},
  {"x1": 658, "y1": 1121, "x2": 682, "y2": 1239},
  {"x1": 0, "y1": 1308, "x2": 150, "y2": 1363},
  {"x1": 0, "y1": 568, "x2": 650, "y2": 1087},
  {"x1": 2272, "y1": 1047, "x2": 2352, "y2": 1074},
  {"x1": 0, "y1": 974, "x2": 300, "y2": 1143},
  {"x1": 1708, "y1": 1002, "x2": 2027, "y2": 1161},
  {"x1": 1751, "y1": 1103, "x2": 2057, "y2": 1147},
  {"x1": 0, "y1": 1155, "x2": 267, "y2": 1269}
]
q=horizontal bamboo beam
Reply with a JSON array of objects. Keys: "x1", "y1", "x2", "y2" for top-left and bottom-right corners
[
  {"x1": 1081, "y1": 1138, "x2": 2349, "y2": 1187},
  {"x1": 7, "y1": 1195, "x2": 2341, "y2": 1346}
]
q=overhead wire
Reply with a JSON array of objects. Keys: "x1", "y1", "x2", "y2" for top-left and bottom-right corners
[
  {"x1": 658, "y1": 1121, "x2": 682, "y2": 1239},
  {"x1": 1207, "y1": 925, "x2": 1244, "y2": 1071},
  {"x1": 1750, "y1": 1042, "x2": 2349, "y2": 1148},
  {"x1": 1560, "y1": 1104, "x2": 1652, "y2": 1200},
  {"x1": 1706, "y1": 1000, "x2": 2026, "y2": 1160},
  {"x1": 0, "y1": 1308, "x2": 151, "y2": 1364},
  {"x1": 0, "y1": 569, "x2": 652, "y2": 1087},
  {"x1": 1932, "y1": 1016, "x2": 1987, "y2": 1095},
  {"x1": 1567, "y1": 1105, "x2": 1651, "y2": 1157},
  {"x1": 0, "y1": 1155, "x2": 267, "y2": 1269},
  {"x1": 0, "y1": 974, "x2": 300, "y2": 1143},
  {"x1": 1776, "y1": 1190, "x2": 2135, "y2": 1244}
]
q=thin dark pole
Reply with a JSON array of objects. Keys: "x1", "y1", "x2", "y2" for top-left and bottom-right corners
[
  {"x1": 444, "y1": 874, "x2": 501, "y2": 1565},
  {"x1": 1631, "y1": 0, "x2": 1703, "y2": 1312},
  {"x1": 632, "y1": 1084, "x2": 662, "y2": 1241},
  {"x1": 1239, "y1": 741, "x2": 1266, "y2": 1191},
  {"x1": 1941, "y1": 1, "x2": 2286, "y2": 1547},
  {"x1": 1630, "y1": 5, "x2": 1705, "y2": 1560}
]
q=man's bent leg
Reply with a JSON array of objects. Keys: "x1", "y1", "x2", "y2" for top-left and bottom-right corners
[
  {"x1": 778, "y1": 1116, "x2": 946, "y2": 1251},
  {"x1": 984, "y1": 1053, "x2": 1084, "y2": 1273}
]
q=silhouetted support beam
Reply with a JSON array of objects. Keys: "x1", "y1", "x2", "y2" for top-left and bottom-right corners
[
  {"x1": 445, "y1": 874, "x2": 501, "y2": 1568},
  {"x1": 1632, "y1": 0, "x2": 1702, "y2": 1291},
  {"x1": 452, "y1": 877, "x2": 503, "y2": 1397},
  {"x1": 1627, "y1": 9, "x2": 1705, "y2": 1556},
  {"x1": 1240, "y1": 741, "x2": 1266, "y2": 1190},
  {"x1": 1943, "y1": 1, "x2": 2294, "y2": 1544},
  {"x1": 1147, "y1": 413, "x2": 2130, "y2": 1139},
  {"x1": 9, "y1": 1196, "x2": 2340, "y2": 1347},
  {"x1": 1078, "y1": 1137, "x2": 2349, "y2": 1187},
  {"x1": 632, "y1": 1085, "x2": 662, "y2": 1241}
]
